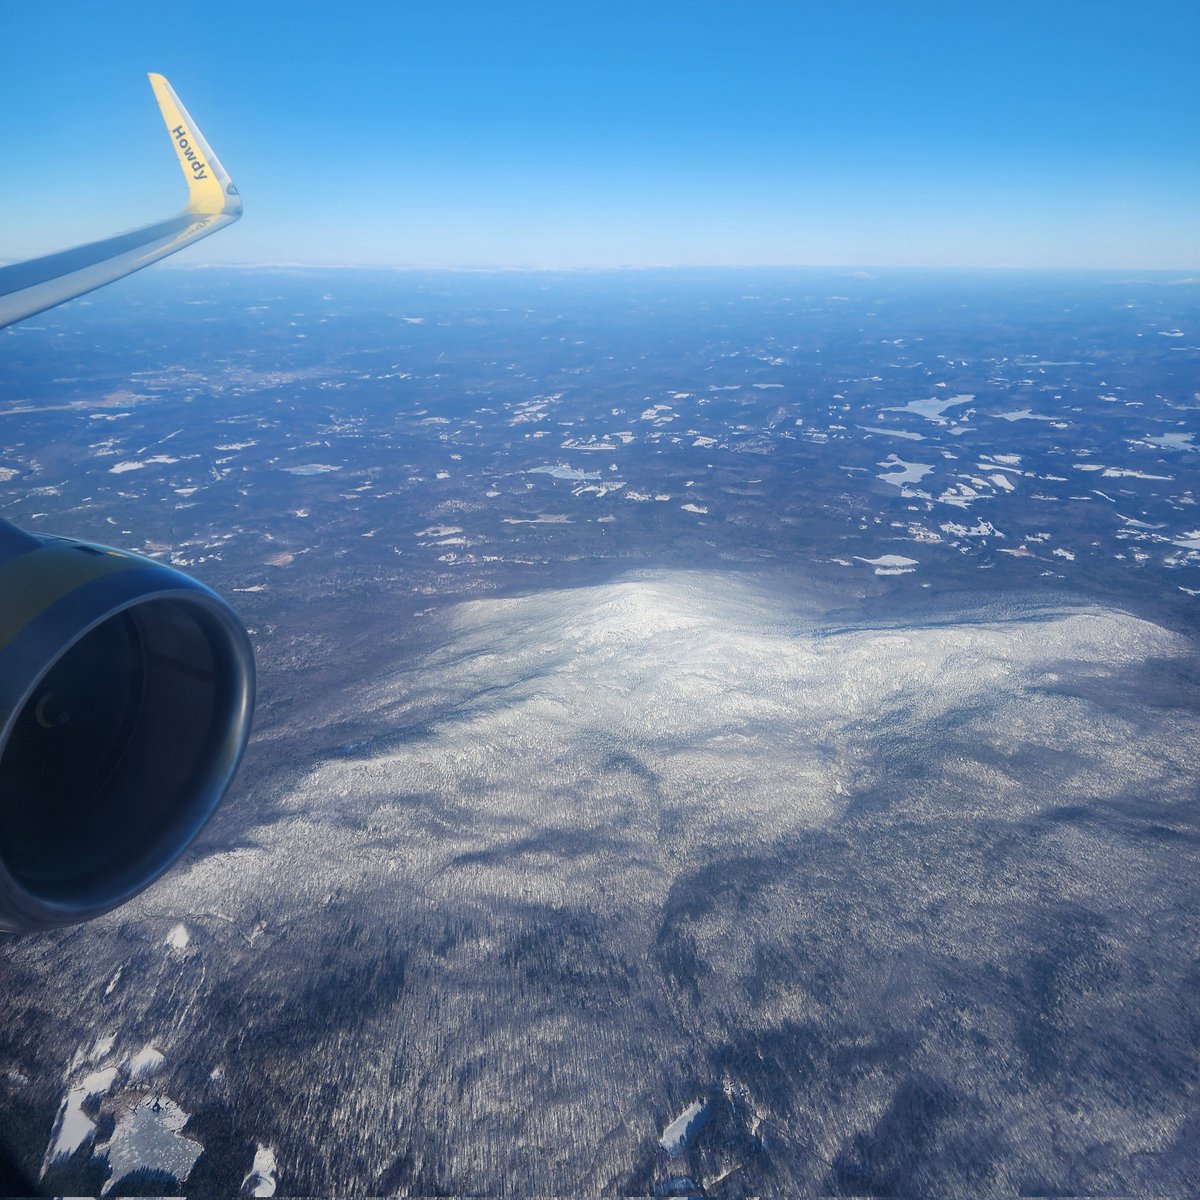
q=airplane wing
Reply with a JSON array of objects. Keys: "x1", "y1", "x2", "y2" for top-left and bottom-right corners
[{"x1": 0, "y1": 73, "x2": 242, "y2": 330}]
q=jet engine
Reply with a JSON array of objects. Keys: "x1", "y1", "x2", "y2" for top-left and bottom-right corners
[{"x1": 0, "y1": 519, "x2": 254, "y2": 932}]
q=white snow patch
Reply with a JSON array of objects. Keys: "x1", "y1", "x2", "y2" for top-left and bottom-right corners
[
  {"x1": 941, "y1": 519, "x2": 1003, "y2": 539},
  {"x1": 876, "y1": 455, "x2": 933, "y2": 488},
  {"x1": 280, "y1": 463, "x2": 339, "y2": 475},
  {"x1": 937, "y1": 483, "x2": 982, "y2": 509},
  {"x1": 1143, "y1": 432, "x2": 1196, "y2": 452},
  {"x1": 1102, "y1": 467, "x2": 1173, "y2": 480},
  {"x1": 41, "y1": 1069, "x2": 119, "y2": 1172},
  {"x1": 91, "y1": 1032, "x2": 117, "y2": 1060},
  {"x1": 128, "y1": 1045, "x2": 165, "y2": 1080},
  {"x1": 529, "y1": 463, "x2": 600, "y2": 483},
  {"x1": 996, "y1": 409, "x2": 1054, "y2": 422},
  {"x1": 82, "y1": 1067, "x2": 119, "y2": 1096},
  {"x1": 44, "y1": 1089, "x2": 97, "y2": 1165},
  {"x1": 858, "y1": 425, "x2": 925, "y2": 441},
  {"x1": 855, "y1": 554, "x2": 919, "y2": 575},
  {"x1": 660, "y1": 1098, "x2": 709, "y2": 1155},
  {"x1": 240, "y1": 1144, "x2": 279, "y2": 1197},
  {"x1": 884, "y1": 393, "x2": 974, "y2": 422},
  {"x1": 102, "y1": 1095, "x2": 200, "y2": 1195},
  {"x1": 639, "y1": 404, "x2": 675, "y2": 422}
]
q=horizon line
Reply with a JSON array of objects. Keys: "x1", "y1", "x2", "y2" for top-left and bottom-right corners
[
  {"x1": 1, "y1": 258, "x2": 1197, "y2": 278},
  {"x1": 150, "y1": 261, "x2": 1200, "y2": 278}
]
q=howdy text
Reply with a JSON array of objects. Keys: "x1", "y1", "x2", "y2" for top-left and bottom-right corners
[{"x1": 171, "y1": 125, "x2": 208, "y2": 180}]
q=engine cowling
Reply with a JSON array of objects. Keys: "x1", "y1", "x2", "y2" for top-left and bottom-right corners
[{"x1": 0, "y1": 519, "x2": 254, "y2": 932}]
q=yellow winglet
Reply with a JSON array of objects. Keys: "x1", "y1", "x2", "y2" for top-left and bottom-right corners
[
  {"x1": 148, "y1": 72, "x2": 242, "y2": 217},
  {"x1": 0, "y1": 75, "x2": 243, "y2": 329}
]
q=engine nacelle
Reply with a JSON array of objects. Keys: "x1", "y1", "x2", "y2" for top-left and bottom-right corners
[{"x1": 0, "y1": 519, "x2": 254, "y2": 932}]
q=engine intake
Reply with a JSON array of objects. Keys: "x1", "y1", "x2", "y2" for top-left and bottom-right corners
[{"x1": 0, "y1": 521, "x2": 254, "y2": 932}]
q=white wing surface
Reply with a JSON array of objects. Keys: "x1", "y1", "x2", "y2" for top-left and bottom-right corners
[{"x1": 0, "y1": 74, "x2": 242, "y2": 330}]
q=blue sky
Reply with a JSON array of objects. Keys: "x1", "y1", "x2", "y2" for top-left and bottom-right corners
[{"x1": 1, "y1": 0, "x2": 1197, "y2": 269}]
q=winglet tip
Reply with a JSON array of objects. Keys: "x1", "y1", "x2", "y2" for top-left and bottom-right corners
[{"x1": 148, "y1": 74, "x2": 239, "y2": 218}]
